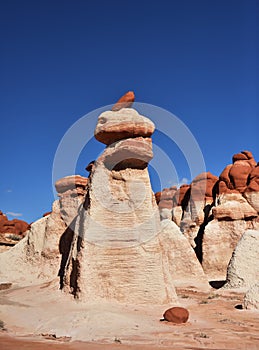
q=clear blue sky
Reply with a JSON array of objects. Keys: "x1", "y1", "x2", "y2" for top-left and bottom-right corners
[{"x1": 0, "y1": 0, "x2": 258, "y2": 223}]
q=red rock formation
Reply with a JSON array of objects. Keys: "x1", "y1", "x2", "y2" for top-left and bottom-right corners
[
  {"x1": 158, "y1": 186, "x2": 177, "y2": 210},
  {"x1": 246, "y1": 164, "x2": 259, "y2": 192},
  {"x1": 191, "y1": 172, "x2": 218, "y2": 202},
  {"x1": 172, "y1": 184, "x2": 190, "y2": 207},
  {"x1": 229, "y1": 160, "x2": 251, "y2": 193},
  {"x1": 219, "y1": 151, "x2": 257, "y2": 194},
  {"x1": 0, "y1": 211, "x2": 30, "y2": 243},
  {"x1": 111, "y1": 91, "x2": 135, "y2": 111},
  {"x1": 163, "y1": 307, "x2": 189, "y2": 323}
]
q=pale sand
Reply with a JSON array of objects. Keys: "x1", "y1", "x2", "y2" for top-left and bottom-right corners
[{"x1": 0, "y1": 280, "x2": 259, "y2": 350}]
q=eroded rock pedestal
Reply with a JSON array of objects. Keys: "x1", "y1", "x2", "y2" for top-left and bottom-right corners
[{"x1": 62, "y1": 107, "x2": 179, "y2": 303}]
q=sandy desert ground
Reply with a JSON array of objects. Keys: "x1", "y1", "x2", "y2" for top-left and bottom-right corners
[{"x1": 0, "y1": 280, "x2": 259, "y2": 350}]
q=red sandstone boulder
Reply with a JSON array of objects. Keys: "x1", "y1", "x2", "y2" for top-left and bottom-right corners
[
  {"x1": 229, "y1": 160, "x2": 251, "y2": 193},
  {"x1": 218, "y1": 151, "x2": 257, "y2": 194},
  {"x1": 219, "y1": 164, "x2": 233, "y2": 191},
  {"x1": 111, "y1": 91, "x2": 135, "y2": 111},
  {"x1": 246, "y1": 164, "x2": 259, "y2": 192},
  {"x1": 233, "y1": 151, "x2": 257, "y2": 167},
  {"x1": 218, "y1": 180, "x2": 236, "y2": 194},
  {"x1": 244, "y1": 165, "x2": 259, "y2": 212},
  {"x1": 163, "y1": 307, "x2": 189, "y2": 323}
]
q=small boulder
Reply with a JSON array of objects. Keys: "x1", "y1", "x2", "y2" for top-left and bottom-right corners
[{"x1": 163, "y1": 307, "x2": 189, "y2": 324}]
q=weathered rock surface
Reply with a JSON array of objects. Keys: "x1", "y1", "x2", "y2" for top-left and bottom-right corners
[
  {"x1": 213, "y1": 193, "x2": 257, "y2": 220},
  {"x1": 244, "y1": 165, "x2": 259, "y2": 212},
  {"x1": 160, "y1": 220, "x2": 209, "y2": 289},
  {"x1": 218, "y1": 151, "x2": 257, "y2": 194},
  {"x1": 155, "y1": 150, "x2": 259, "y2": 282},
  {"x1": 158, "y1": 186, "x2": 177, "y2": 210},
  {"x1": 55, "y1": 175, "x2": 88, "y2": 194},
  {"x1": 172, "y1": 184, "x2": 190, "y2": 207},
  {"x1": 101, "y1": 137, "x2": 153, "y2": 170},
  {"x1": 55, "y1": 175, "x2": 88, "y2": 226},
  {"x1": 94, "y1": 108, "x2": 155, "y2": 145},
  {"x1": 111, "y1": 91, "x2": 135, "y2": 111},
  {"x1": 0, "y1": 199, "x2": 72, "y2": 285},
  {"x1": 244, "y1": 282, "x2": 259, "y2": 310},
  {"x1": 63, "y1": 165, "x2": 177, "y2": 303},
  {"x1": 225, "y1": 230, "x2": 259, "y2": 289},
  {"x1": 191, "y1": 172, "x2": 218, "y2": 202},
  {"x1": 202, "y1": 220, "x2": 252, "y2": 280},
  {"x1": 163, "y1": 307, "x2": 189, "y2": 323},
  {"x1": 62, "y1": 107, "x2": 178, "y2": 304}
]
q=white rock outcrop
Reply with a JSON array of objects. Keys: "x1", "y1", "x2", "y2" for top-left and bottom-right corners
[
  {"x1": 225, "y1": 230, "x2": 259, "y2": 289},
  {"x1": 160, "y1": 220, "x2": 209, "y2": 289},
  {"x1": 202, "y1": 219, "x2": 250, "y2": 281}
]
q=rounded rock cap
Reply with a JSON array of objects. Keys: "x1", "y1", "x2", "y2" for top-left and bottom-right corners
[{"x1": 94, "y1": 108, "x2": 155, "y2": 145}]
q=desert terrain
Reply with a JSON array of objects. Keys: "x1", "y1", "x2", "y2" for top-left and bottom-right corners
[{"x1": 1, "y1": 280, "x2": 259, "y2": 350}]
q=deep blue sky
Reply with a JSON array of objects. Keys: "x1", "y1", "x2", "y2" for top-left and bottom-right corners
[{"x1": 0, "y1": 0, "x2": 258, "y2": 223}]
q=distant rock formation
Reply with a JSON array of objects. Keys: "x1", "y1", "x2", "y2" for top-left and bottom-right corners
[
  {"x1": 0, "y1": 211, "x2": 30, "y2": 247},
  {"x1": 0, "y1": 175, "x2": 88, "y2": 284},
  {"x1": 156, "y1": 150, "x2": 259, "y2": 282}
]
